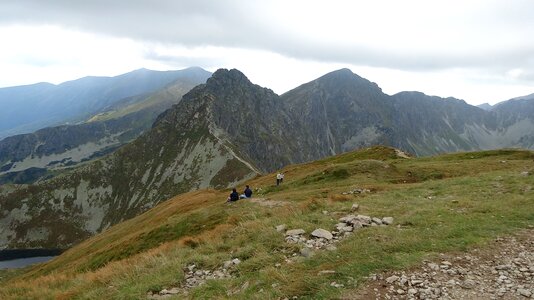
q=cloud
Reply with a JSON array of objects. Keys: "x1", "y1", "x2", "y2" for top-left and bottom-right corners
[
  {"x1": 2, "y1": 0, "x2": 534, "y2": 74},
  {"x1": 0, "y1": 0, "x2": 533, "y2": 105}
]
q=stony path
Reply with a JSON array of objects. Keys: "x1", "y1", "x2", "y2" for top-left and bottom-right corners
[{"x1": 346, "y1": 229, "x2": 534, "y2": 299}]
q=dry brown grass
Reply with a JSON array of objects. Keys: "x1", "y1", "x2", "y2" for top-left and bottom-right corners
[
  {"x1": 2, "y1": 147, "x2": 533, "y2": 299},
  {"x1": 329, "y1": 194, "x2": 353, "y2": 202}
]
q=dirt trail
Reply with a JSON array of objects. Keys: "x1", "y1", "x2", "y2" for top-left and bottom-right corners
[{"x1": 344, "y1": 229, "x2": 534, "y2": 299}]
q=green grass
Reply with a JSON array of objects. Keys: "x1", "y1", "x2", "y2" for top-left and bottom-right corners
[{"x1": 1, "y1": 147, "x2": 533, "y2": 299}]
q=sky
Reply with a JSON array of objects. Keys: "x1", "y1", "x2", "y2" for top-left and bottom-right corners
[{"x1": 0, "y1": 0, "x2": 533, "y2": 105}]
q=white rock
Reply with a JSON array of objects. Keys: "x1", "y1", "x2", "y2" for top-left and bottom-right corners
[
  {"x1": 351, "y1": 204, "x2": 359, "y2": 211},
  {"x1": 223, "y1": 260, "x2": 233, "y2": 268},
  {"x1": 340, "y1": 226, "x2": 353, "y2": 232},
  {"x1": 339, "y1": 215, "x2": 357, "y2": 223},
  {"x1": 232, "y1": 258, "x2": 241, "y2": 265},
  {"x1": 335, "y1": 222, "x2": 348, "y2": 229},
  {"x1": 356, "y1": 215, "x2": 372, "y2": 224},
  {"x1": 311, "y1": 228, "x2": 333, "y2": 240},
  {"x1": 276, "y1": 224, "x2": 287, "y2": 232},
  {"x1": 382, "y1": 217, "x2": 394, "y2": 225},
  {"x1": 495, "y1": 265, "x2": 511, "y2": 270},
  {"x1": 352, "y1": 221, "x2": 363, "y2": 229},
  {"x1": 285, "y1": 229, "x2": 306, "y2": 236},
  {"x1": 517, "y1": 288, "x2": 531, "y2": 297},
  {"x1": 461, "y1": 279, "x2": 475, "y2": 289},
  {"x1": 372, "y1": 217, "x2": 383, "y2": 225},
  {"x1": 386, "y1": 275, "x2": 399, "y2": 284},
  {"x1": 411, "y1": 279, "x2": 424, "y2": 286}
]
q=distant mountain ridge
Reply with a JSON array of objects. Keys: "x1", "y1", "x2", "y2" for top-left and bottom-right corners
[
  {"x1": 0, "y1": 68, "x2": 211, "y2": 184},
  {"x1": 0, "y1": 67, "x2": 212, "y2": 139},
  {"x1": 1, "y1": 68, "x2": 533, "y2": 250}
]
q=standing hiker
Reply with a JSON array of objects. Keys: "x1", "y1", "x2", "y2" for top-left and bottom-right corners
[{"x1": 276, "y1": 173, "x2": 282, "y2": 186}]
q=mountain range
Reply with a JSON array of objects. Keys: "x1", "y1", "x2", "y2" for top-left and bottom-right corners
[
  {"x1": 0, "y1": 67, "x2": 211, "y2": 139},
  {"x1": 1, "y1": 67, "x2": 533, "y2": 250},
  {"x1": 0, "y1": 68, "x2": 211, "y2": 184}
]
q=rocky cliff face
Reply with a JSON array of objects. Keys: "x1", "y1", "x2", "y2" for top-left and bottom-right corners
[
  {"x1": 389, "y1": 92, "x2": 491, "y2": 155},
  {"x1": 0, "y1": 70, "x2": 260, "y2": 249},
  {"x1": 282, "y1": 69, "x2": 395, "y2": 157}
]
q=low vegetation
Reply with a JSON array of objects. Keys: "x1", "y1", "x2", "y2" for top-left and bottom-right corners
[{"x1": 1, "y1": 146, "x2": 533, "y2": 299}]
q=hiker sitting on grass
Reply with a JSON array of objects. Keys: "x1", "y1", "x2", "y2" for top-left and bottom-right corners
[
  {"x1": 227, "y1": 188, "x2": 239, "y2": 202},
  {"x1": 240, "y1": 185, "x2": 253, "y2": 199}
]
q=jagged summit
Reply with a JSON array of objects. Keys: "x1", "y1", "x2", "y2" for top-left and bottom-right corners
[{"x1": 209, "y1": 68, "x2": 250, "y2": 82}]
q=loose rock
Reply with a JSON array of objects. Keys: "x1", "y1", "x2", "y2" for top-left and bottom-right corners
[
  {"x1": 311, "y1": 228, "x2": 333, "y2": 240},
  {"x1": 382, "y1": 217, "x2": 394, "y2": 225},
  {"x1": 286, "y1": 229, "x2": 305, "y2": 236},
  {"x1": 276, "y1": 224, "x2": 287, "y2": 232}
]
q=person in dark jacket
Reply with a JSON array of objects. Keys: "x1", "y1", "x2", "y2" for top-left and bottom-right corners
[
  {"x1": 227, "y1": 188, "x2": 239, "y2": 202},
  {"x1": 241, "y1": 185, "x2": 252, "y2": 199}
]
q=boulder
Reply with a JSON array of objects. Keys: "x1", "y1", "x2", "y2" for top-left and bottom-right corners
[
  {"x1": 311, "y1": 228, "x2": 333, "y2": 240},
  {"x1": 386, "y1": 275, "x2": 399, "y2": 284},
  {"x1": 356, "y1": 215, "x2": 372, "y2": 224},
  {"x1": 339, "y1": 214, "x2": 357, "y2": 223},
  {"x1": 382, "y1": 217, "x2": 394, "y2": 225},
  {"x1": 340, "y1": 226, "x2": 353, "y2": 232},
  {"x1": 371, "y1": 217, "x2": 383, "y2": 225}
]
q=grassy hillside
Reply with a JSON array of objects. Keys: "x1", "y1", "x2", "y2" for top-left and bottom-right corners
[{"x1": 1, "y1": 146, "x2": 533, "y2": 299}]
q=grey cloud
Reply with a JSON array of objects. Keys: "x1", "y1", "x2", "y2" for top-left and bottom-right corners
[
  {"x1": 143, "y1": 49, "x2": 223, "y2": 69},
  {"x1": 2, "y1": 0, "x2": 534, "y2": 73}
]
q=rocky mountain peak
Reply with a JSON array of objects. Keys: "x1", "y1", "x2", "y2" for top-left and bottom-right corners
[
  {"x1": 207, "y1": 68, "x2": 253, "y2": 88},
  {"x1": 314, "y1": 68, "x2": 381, "y2": 92}
]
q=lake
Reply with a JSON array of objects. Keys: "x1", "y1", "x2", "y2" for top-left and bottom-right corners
[{"x1": 0, "y1": 256, "x2": 57, "y2": 269}]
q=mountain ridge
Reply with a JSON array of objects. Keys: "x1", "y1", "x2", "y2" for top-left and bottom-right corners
[
  {"x1": 0, "y1": 67, "x2": 212, "y2": 139},
  {"x1": 0, "y1": 71, "x2": 211, "y2": 184},
  {"x1": 1, "y1": 67, "x2": 534, "y2": 250}
]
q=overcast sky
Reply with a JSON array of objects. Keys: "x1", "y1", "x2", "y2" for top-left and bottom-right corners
[{"x1": 0, "y1": 0, "x2": 533, "y2": 105}]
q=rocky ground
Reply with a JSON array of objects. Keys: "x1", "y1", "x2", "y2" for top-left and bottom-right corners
[
  {"x1": 147, "y1": 201, "x2": 394, "y2": 299},
  {"x1": 147, "y1": 196, "x2": 532, "y2": 300},
  {"x1": 348, "y1": 229, "x2": 534, "y2": 299}
]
